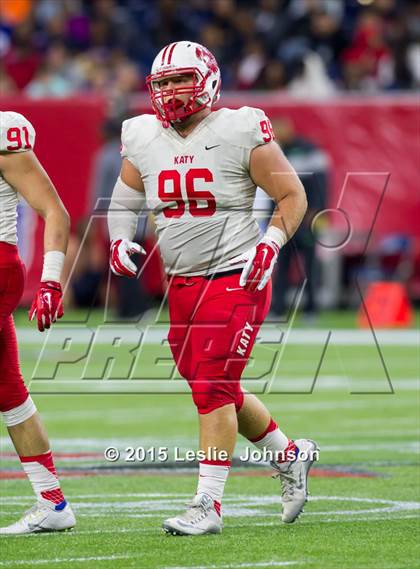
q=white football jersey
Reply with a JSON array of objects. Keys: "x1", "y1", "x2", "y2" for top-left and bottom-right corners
[
  {"x1": 0, "y1": 111, "x2": 36, "y2": 245},
  {"x1": 121, "y1": 106, "x2": 274, "y2": 276}
]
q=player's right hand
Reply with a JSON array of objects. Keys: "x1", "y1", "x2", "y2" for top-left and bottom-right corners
[{"x1": 109, "y1": 238, "x2": 146, "y2": 278}]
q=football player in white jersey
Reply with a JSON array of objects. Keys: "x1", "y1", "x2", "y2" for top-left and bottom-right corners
[
  {"x1": 0, "y1": 111, "x2": 75, "y2": 534},
  {"x1": 107, "y1": 41, "x2": 319, "y2": 535}
]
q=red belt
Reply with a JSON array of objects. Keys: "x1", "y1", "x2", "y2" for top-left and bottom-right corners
[{"x1": 169, "y1": 268, "x2": 242, "y2": 286}]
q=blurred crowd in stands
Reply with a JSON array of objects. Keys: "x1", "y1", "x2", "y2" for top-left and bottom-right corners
[{"x1": 1, "y1": 0, "x2": 419, "y2": 105}]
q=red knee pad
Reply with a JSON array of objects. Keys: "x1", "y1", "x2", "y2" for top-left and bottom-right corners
[
  {"x1": 192, "y1": 377, "x2": 241, "y2": 414},
  {"x1": 0, "y1": 314, "x2": 29, "y2": 413},
  {"x1": 0, "y1": 374, "x2": 29, "y2": 413}
]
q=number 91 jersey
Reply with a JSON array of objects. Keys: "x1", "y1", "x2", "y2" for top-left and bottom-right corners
[
  {"x1": 0, "y1": 112, "x2": 36, "y2": 245},
  {"x1": 121, "y1": 106, "x2": 275, "y2": 276}
]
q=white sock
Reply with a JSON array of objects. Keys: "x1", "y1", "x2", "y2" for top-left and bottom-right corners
[
  {"x1": 197, "y1": 460, "x2": 231, "y2": 514},
  {"x1": 250, "y1": 419, "x2": 297, "y2": 463},
  {"x1": 20, "y1": 451, "x2": 66, "y2": 510}
]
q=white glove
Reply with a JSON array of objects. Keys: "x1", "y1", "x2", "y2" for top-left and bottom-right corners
[
  {"x1": 229, "y1": 226, "x2": 287, "y2": 292},
  {"x1": 229, "y1": 238, "x2": 280, "y2": 292},
  {"x1": 109, "y1": 238, "x2": 146, "y2": 278}
]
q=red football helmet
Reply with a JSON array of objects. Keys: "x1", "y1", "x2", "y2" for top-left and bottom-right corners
[{"x1": 146, "y1": 41, "x2": 221, "y2": 127}]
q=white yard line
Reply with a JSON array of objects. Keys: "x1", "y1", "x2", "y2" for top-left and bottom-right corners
[
  {"x1": 16, "y1": 327, "x2": 420, "y2": 346},
  {"x1": 1, "y1": 494, "x2": 419, "y2": 508},
  {"x1": 2, "y1": 437, "x2": 418, "y2": 454},
  {"x1": 229, "y1": 513, "x2": 420, "y2": 527},
  {"x1": 1, "y1": 495, "x2": 418, "y2": 523},
  {"x1": 0, "y1": 556, "x2": 132, "y2": 566},
  {"x1": 0, "y1": 560, "x2": 300, "y2": 569},
  {"x1": 23, "y1": 377, "x2": 420, "y2": 393},
  {"x1": 0, "y1": 493, "x2": 188, "y2": 503},
  {"x1": 23, "y1": 398, "x2": 416, "y2": 421},
  {"x1": 161, "y1": 563, "x2": 301, "y2": 569}
]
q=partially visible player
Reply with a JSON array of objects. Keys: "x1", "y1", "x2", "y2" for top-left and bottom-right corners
[
  {"x1": 0, "y1": 111, "x2": 75, "y2": 534},
  {"x1": 108, "y1": 41, "x2": 319, "y2": 536}
]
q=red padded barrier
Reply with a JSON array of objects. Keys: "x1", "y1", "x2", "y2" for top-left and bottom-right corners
[{"x1": 0, "y1": 95, "x2": 418, "y2": 303}]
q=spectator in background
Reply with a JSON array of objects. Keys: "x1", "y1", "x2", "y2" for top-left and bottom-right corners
[
  {"x1": 25, "y1": 41, "x2": 75, "y2": 98},
  {"x1": 270, "y1": 117, "x2": 329, "y2": 319},
  {"x1": 307, "y1": 8, "x2": 348, "y2": 79},
  {"x1": 2, "y1": 20, "x2": 41, "y2": 89},
  {"x1": 90, "y1": 116, "x2": 151, "y2": 319},
  {"x1": 405, "y1": 0, "x2": 420, "y2": 87},
  {"x1": 107, "y1": 55, "x2": 142, "y2": 115},
  {"x1": 236, "y1": 40, "x2": 267, "y2": 90},
  {"x1": 63, "y1": 217, "x2": 108, "y2": 309},
  {"x1": 342, "y1": 9, "x2": 393, "y2": 90},
  {"x1": 255, "y1": 0, "x2": 289, "y2": 51},
  {"x1": 90, "y1": 117, "x2": 123, "y2": 210},
  {"x1": 0, "y1": 62, "x2": 17, "y2": 94},
  {"x1": 0, "y1": 0, "x2": 33, "y2": 27},
  {"x1": 288, "y1": 51, "x2": 336, "y2": 96},
  {"x1": 1, "y1": 0, "x2": 418, "y2": 96}
]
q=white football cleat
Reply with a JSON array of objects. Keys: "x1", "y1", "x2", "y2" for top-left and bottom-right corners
[
  {"x1": 0, "y1": 501, "x2": 76, "y2": 535},
  {"x1": 163, "y1": 493, "x2": 223, "y2": 536},
  {"x1": 271, "y1": 438, "x2": 319, "y2": 523}
]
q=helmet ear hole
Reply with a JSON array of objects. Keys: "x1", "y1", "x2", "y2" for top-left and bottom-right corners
[{"x1": 212, "y1": 80, "x2": 217, "y2": 88}]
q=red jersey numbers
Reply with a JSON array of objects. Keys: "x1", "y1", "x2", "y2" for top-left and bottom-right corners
[
  {"x1": 158, "y1": 170, "x2": 185, "y2": 218},
  {"x1": 260, "y1": 119, "x2": 274, "y2": 143},
  {"x1": 186, "y1": 168, "x2": 215, "y2": 217},
  {"x1": 6, "y1": 127, "x2": 32, "y2": 151},
  {"x1": 158, "y1": 168, "x2": 216, "y2": 218}
]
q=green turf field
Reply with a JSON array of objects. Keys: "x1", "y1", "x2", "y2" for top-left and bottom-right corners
[{"x1": 0, "y1": 309, "x2": 419, "y2": 569}]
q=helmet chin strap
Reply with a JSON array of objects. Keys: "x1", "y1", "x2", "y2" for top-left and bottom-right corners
[{"x1": 172, "y1": 97, "x2": 197, "y2": 122}]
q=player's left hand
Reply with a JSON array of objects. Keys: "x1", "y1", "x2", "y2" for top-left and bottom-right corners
[
  {"x1": 229, "y1": 238, "x2": 280, "y2": 293},
  {"x1": 29, "y1": 281, "x2": 64, "y2": 332}
]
